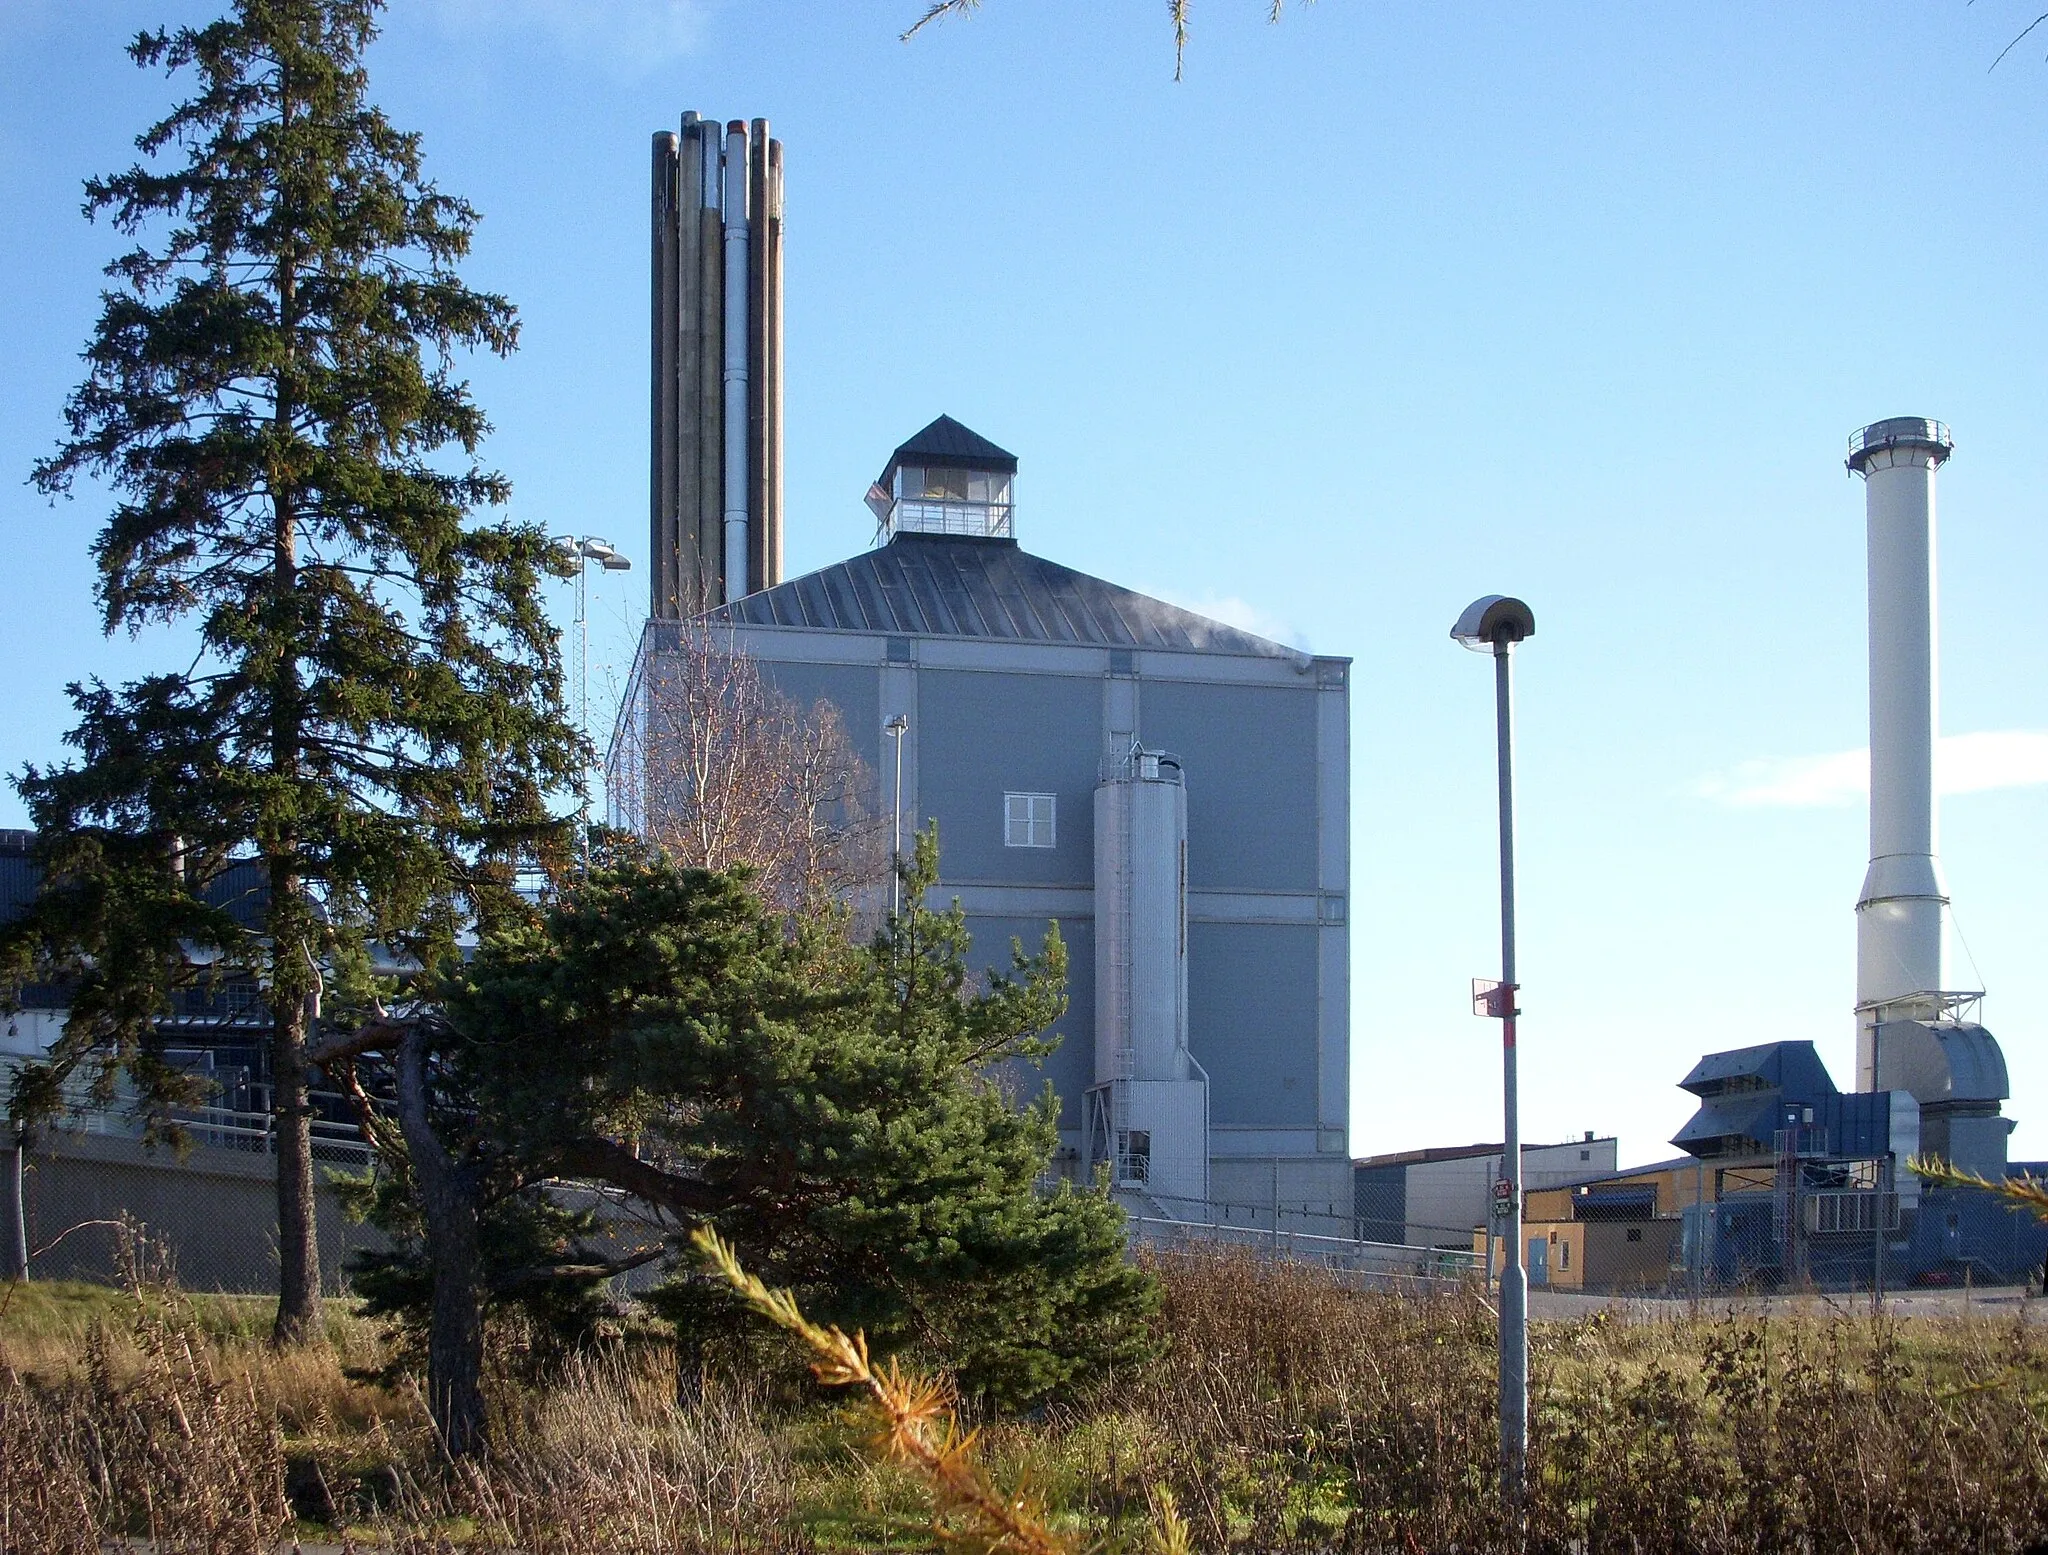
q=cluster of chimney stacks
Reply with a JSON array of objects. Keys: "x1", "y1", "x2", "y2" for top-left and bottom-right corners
[{"x1": 650, "y1": 115, "x2": 784, "y2": 618}]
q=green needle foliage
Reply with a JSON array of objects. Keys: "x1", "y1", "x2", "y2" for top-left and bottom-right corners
[
  {"x1": 10, "y1": 0, "x2": 580, "y2": 1344},
  {"x1": 365, "y1": 829, "x2": 1158, "y2": 1413}
]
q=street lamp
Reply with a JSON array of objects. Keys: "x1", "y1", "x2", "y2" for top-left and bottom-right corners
[
  {"x1": 555, "y1": 536, "x2": 633, "y2": 855},
  {"x1": 1450, "y1": 592, "x2": 1536, "y2": 1506},
  {"x1": 885, "y1": 713, "x2": 909, "y2": 917}
]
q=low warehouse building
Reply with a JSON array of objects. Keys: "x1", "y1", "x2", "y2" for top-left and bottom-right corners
[{"x1": 1354, "y1": 1134, "x2": 1617, "y2": 1250}]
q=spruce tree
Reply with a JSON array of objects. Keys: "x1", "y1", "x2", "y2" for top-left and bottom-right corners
[{"x1": 17, "y1": 0, "x2": 579, "y2": 1343}]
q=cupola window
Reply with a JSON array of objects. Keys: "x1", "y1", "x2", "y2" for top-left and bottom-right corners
[{"x1": 865, "y1": 415, "x2": 1019, "y2": 541}]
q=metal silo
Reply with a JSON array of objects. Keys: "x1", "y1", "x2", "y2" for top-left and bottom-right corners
[{"x1": 1088, "y1": 742, "x2": 1209, "y2": 1211}]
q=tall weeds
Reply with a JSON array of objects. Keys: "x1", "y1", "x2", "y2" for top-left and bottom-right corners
[
  {"x1": 1100, "y1": 1250, "x2": 2048, "y2": 1554},
  {"x1": 6, "y1": 1244, "x2": 2048, "y2": 1553},
  {"x1": 0, "y1": 1302, "x2": 289, "y2": 1555}
]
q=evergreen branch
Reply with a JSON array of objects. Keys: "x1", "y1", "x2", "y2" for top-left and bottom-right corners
[
  {"x1": 691, "y1": 1226, "x2": 1072, "y2": 1555},
  {"x1": 1909, "y1": 1156, "x2": 2048, "y2": 1220}
]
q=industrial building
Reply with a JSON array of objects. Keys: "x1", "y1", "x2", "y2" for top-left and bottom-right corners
[
  {"x1": 1468, "y1": 419, "x2": 2048, "y2": 1292},
  {"x1": 1481, "y1": 1034, "x2": 2047, "y2": 1291},
  {"x1": 620, "y1": 111, "x2": 2046, "y2": 1261},
  {"x1": 616, "y1": 113, "x2": 1352, "y2": 1218},
  {"x1": 1354, "y1": 1135, "x2": 1617, "y2": 1250},
  {"x1": 617, "y1": 413, "x2": 1354, "y2": 1217}
]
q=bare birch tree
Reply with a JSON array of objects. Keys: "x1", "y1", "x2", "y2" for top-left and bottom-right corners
[{"x1": 610, "y1": 629, "x2": 885, "y2": 916}]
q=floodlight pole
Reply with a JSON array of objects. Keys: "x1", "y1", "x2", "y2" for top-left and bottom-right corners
[
  {"x1": 1451, "y1": 593, "x2": 1535, "y2": 1513},
  {"x1": 554, "y1": 536, "x2": 632, "y2": 868},
  {"x1": 1490, "y1": 633, "x2": 1527, "y2": 1508}
]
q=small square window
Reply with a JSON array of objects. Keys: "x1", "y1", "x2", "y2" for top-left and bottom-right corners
[
  {"x1": 1004, "y1": 792, "x2": 1056, "y2": 848},
  {"x1": 1580, "y1": 1150, "x2": 1590, "y2": 1162},
  {"x1": 1626, "y1": 1228, "x2": 1643, "y2": 1243}
]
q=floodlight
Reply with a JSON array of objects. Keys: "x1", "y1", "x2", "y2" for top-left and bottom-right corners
[{"x1": 1450, "y1": 595, "x2": 1536, "y2": 651}]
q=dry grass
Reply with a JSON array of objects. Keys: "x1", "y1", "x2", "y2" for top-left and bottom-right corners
[{"x1": 6, "y1": 1247, "x2": 2048, "y2": 1552}]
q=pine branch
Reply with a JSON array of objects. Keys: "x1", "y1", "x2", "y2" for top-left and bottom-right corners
[
  {"x1": 1909, "y1": 1156, "x2": 2048, "y2": 1221},
  {"x1": 692, "y1": 1226, "x2": 1071, "y2": 1555}
]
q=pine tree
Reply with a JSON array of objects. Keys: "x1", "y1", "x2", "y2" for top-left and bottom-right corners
[
  {"x1": 350, "y1": 832, "x2": 1156, "y2": 1432},
  {"x1": 16, "y1": 0, "x2": 579, "y2": 1344},
  {"x1": 472, "y1": 832, "x2": 1157, "y2": 1407}
]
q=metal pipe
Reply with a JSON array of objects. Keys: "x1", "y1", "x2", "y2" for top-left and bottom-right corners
[
  {"x1": 674, "y1": 116, "x2": 704, "y2": 615},
  {"x1": 721, "y1": 121, "x2": 750, "y2": 600},
  {"x1": 649, "y1": 131, "x2": 680, "y2": 620},
  {"x1": 766, "y1": 136, "x2": 785, "y2": 588},
  {"x1": 1492, "y1": 638, "x2": 1528, "y2": 1506},
  {"x1": 887, "y1": 713, "x2": 909, "y2": 917},
  {"x1": 747, "y1": 120, "x2": 771, "y2": 597},
  {"x1": 698, "y1": 128, "x2": 724, "y2": 608}
]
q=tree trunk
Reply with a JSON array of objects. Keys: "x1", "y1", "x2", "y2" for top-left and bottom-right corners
[
  {"x1": 424, "y1": 1180, "x2": 487, "y2": 1459},
  {"x1": 265, "y1": 60, "x2": 321, "y2": 1350},
  {"x1": 394, "y1": 1025, "x2": 487, "y2": 1457},
  {"x1": 271, "y1": 978, "x2": 322, "y2": 1344}
]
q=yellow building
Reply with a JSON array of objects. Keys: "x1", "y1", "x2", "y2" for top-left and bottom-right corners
[{"x1": 1471, "y1": 1155, "x2": 1764, "y2": 1291}]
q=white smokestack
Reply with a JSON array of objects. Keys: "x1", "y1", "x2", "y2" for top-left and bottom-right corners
[{"x1": 1846, "y1": 416, "x2": 1954, "y2": 1091}]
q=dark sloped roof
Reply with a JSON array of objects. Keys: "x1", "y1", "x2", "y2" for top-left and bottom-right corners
[
  {"x1": 1679, "y1": 1040, "x2": 1836, "y2": 1099},
  {"x1": 710, "y1": 532, "x2": 1305, "y2": 659},
  {"x1": 883, "y1": 415, "x2": 1018, "y2": 477}
]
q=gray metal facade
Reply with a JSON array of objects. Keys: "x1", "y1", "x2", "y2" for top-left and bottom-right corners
[{"x1": 639, "y1": 531, "x2": 1352, "y2": 1192}]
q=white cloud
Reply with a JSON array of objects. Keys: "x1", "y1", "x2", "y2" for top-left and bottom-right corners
[
  {"x1": 414, "y1": 0, "x2": 707, "y2": 70},
  {"x1": 1693, "y1": 730, "x2": 2048, "y2": 808}
]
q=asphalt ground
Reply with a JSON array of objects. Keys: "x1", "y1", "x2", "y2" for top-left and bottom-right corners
[{"x1": 1528, "y1": 1283, "x2": 2048, "y2": 1321}]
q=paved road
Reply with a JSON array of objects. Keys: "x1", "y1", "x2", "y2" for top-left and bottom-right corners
[{"x1": 1527, "y1": 1284, "x2": 2047, "y2": 1321}]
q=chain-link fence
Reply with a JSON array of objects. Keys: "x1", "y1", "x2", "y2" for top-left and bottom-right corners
[{"x1": 4, "y1": 1075, "x2": 382, "y2": 1295}]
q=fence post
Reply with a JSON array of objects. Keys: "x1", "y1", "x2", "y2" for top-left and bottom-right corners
[{"x1": 4, "y1": 1124, "x2": 28, "y2": 1282}]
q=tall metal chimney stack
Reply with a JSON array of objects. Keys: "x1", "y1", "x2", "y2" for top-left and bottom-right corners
[
  {"x1": 649, "y1": 112, "x2": 783, "y2": 617},
  {"x1": 1845, "y1": 416, "x2": 1954, "y2": 1092}
]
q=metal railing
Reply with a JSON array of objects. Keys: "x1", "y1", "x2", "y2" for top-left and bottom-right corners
[
  {"x1": 1846, "y1": 417, "x2": 1952, "y2": 463},
  {"x1": 2, "y1": 1057, "x2": 372, "y2": 1167},
  {"x1": 1127, "y1": 1214, "x2": 1483, "y2": 1291},
  {"x1": 167, "y1": 1099, "x2": 374, "y2": 1167},
  {"x1": 887, "y1": 498, "x2": 1014, "y2": 538}
]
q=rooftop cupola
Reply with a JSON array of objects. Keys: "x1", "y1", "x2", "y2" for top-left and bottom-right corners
[{"x1": 865, "y1": 415, "x2": 1017, "y2": 540}]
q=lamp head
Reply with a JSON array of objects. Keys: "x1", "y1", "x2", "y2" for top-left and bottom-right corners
[
  {"x1": 885, "y1": 714, "x2": 909, "y2": 735},
  {"x1": 1451, "y1": 595, "x2": 1536, "y2": 652}
]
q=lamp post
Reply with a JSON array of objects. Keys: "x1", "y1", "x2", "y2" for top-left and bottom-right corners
[
  {"x1": 555, "y1": 536, "x2": 633, "y2": 857},
  {"x1": 1451, "y1": 593, "x2": 1536, "y2": 1506},
  {"x1": 885, "y1": 713, "x2": 909, "y2": 916}
]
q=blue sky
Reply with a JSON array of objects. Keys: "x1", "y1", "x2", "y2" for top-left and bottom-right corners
[{"x1": 4, "y1": 1, "x2": 2046, "y2": 1165}]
